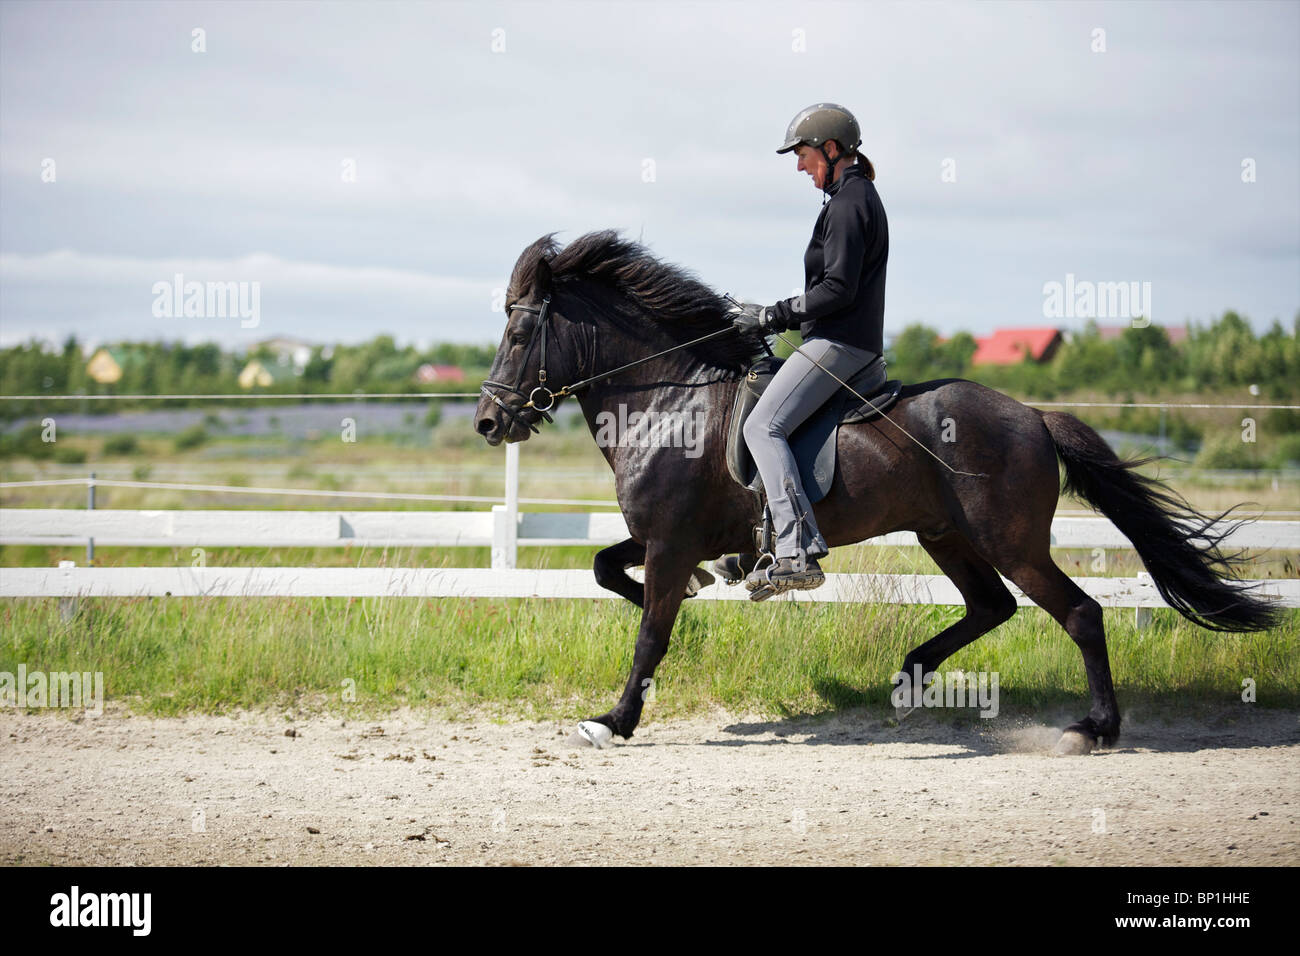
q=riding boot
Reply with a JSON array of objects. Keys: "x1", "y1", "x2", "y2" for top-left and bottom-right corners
[
  {"x1": 744, "y1": 553, "x2": 826, "y2": 598},
  {"x1": 769, "y1": 485, "x2": 829, "y2": 561}
]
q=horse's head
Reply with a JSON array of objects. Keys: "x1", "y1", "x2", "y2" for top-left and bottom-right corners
[
  {"x1": 477, "y1": 229, "x2": 762, "y2": 446},
  {"x1": 476, "y1": 254, "x2": 586, "y2": 445}
]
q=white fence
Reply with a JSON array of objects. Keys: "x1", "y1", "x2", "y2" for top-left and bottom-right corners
[
  {"x1": 5, "y1": 564, "x2": 1299, "y2": 609},
  {"x1": 2, "y1": 509, "x2": 1297, "y2": 611},
  {"x1": 2, "y1": 444, "x2": 1297, "y2": 611},
  {"x1": 3, "y1": 508, "x2": 1298, "y2": 562}
]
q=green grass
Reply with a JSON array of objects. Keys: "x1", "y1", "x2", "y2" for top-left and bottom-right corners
[
  {"x1": 4, "y1": 541, "x2": 1297, "y2": 580},
  {"x1": 3, "y1": 430, "x2": 1296, "y2": 724},
  {"x1": 3, "y1": 594, "x2": 1296, "y2": 722}
]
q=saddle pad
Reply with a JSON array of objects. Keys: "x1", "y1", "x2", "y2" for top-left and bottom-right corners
[{"x1": 725, "y1": 355, "x2": 899, "y2": 504}]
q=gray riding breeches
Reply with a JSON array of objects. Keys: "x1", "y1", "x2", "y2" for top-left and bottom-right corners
[{"x1": 741, "y1": 336, "x2": 877, "y2": 561}]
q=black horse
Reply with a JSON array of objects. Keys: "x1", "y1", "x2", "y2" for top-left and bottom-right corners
[{"x1": 475, "y1": 230, "x2": 1280, "y2": 754}]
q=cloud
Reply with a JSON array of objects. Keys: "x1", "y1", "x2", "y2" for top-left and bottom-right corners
[
  {"x1": 0, "y1": 250, "x2": 497, "y2": 347},
  {"x1": 0, "y1": 0, "x2": 1295, "y2": 348}
]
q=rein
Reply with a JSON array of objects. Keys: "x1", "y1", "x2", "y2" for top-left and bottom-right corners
[
  {"x1": 481, "y1": 293, "x2": 985, "y2": 480},
  {"x1": 480, "y1": 294, "x2": 736, "y2": 433},
  {"x1": 769, "y1": 329, "x2": 988, "y2": 480}
]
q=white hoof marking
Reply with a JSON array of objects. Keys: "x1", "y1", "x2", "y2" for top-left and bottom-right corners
[
  {"x1": 1055, "y1": 730, "x2": 1096, "y2": 756},
  {"x1": 576, "y1": 720, "x2": 614, "y2": 750}
]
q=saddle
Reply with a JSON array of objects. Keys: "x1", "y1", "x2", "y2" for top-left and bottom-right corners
[{"x1": 725, "y1": 353, "x2": 901, "y2": 503}]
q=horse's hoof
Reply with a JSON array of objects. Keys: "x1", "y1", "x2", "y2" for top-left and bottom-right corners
[
  {"x1": 570, "y1": 720, "x2": 614, "y2": 750},
  {"x1": 1055, "y1": 729, "x2": 1096, "y2": 755},
  {"x1": 713, "y1": 554, "x2": 756, "y2": 585},
  {"x1": 685, "y1": 567, "x2": 715, "y2": 598}
]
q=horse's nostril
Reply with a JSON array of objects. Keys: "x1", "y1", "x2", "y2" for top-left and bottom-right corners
[{"x1": 476, "y1": 417, "x2": 495, "y2": 435}]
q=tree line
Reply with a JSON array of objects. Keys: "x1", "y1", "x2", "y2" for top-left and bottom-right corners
[
  {"x1": 882, "y1": 311, "x2": 1299, "y2": 399},
  {"x1": 1, "y1": 310, "x2": 1296, "y2": 421},
  {"x1": 0, "y1": 336, "x2": 499, "y2": 418}
]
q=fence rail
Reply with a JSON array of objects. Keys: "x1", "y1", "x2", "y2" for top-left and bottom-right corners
[
  {"x1": 6, "y1": 564, "x2": 1298, "y2": 609},
  {"x1": 3, "y1": 443, "x2": 1296, "y2": 618},
  {"x1": 3, "y1": 509, "x2": 1298, "y2": 559}
]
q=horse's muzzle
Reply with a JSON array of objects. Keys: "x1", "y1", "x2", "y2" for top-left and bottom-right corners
[
  {"x1": 476, "y1": 414, "x2": 505, "y2": 445},
  {"x1": 477, "y1": 385, "x2": 545, "y2": 445}
]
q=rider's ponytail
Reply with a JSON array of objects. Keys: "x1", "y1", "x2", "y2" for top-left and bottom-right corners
[{"x1": 831, "y1": 140, "x2": 875, "y2": 181}]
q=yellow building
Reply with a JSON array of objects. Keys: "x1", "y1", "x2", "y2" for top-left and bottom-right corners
[
  {"x1": 86, "y1": 347, "x2": 144, "y2": 384},
  {"x1": 238, "y1": 359, "x2": 298, "y2": 389}
]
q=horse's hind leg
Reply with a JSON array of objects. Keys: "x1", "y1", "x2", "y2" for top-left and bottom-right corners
[
  {"x1": 897, "y1": 533, "x2": 1018, "y2": 697},
  {"x1": 1000, "y1": 553, "x2": 1119, "y2": 753}
]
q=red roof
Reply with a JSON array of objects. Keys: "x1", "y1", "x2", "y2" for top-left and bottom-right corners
[
  {"x1": 971, "y1": 328, "x2": 1062, "y2": 365},
  {"x1": 415, "y1": 363, "x2": 466, "y2": 383}
]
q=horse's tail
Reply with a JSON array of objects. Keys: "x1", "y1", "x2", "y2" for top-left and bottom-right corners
[{"x1": 1038, "y1": 410, "x2": 1281, "y2": 633}]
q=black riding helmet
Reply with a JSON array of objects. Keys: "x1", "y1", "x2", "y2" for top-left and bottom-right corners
[{"x1": 776, "y1": 103, "x2": 864, "y2": 194}]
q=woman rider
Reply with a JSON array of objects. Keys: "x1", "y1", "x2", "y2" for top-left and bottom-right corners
[{"x1": 722, "y1": 103, "x2": 889, "y2": 594}]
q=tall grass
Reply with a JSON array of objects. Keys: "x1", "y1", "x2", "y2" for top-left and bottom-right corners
[{"x1": 3, "y1": 595, "x2": 1295, "y2": 722}]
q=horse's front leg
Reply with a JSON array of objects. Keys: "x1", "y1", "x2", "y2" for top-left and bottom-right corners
[
  {"x1": 593, "y1": 537, "x2": 647, "y2": 606},
  {"x1": 579, "y1": 541, "x2": 697, "y2": 742},
  {"x1": 593, "y1": 537, "x2": 717, "y2": 609}
]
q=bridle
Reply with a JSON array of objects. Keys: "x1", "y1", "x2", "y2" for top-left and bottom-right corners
[
  {"x1": 480, "y1": 296, "x2": 558, "y2": 435},
  {"x1": 480, "y1": 292, "x2": 739, "y2": 437}
]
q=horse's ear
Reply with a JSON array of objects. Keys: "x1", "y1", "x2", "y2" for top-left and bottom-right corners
[{"x1": 534, "y1": 257, "x2": 554, "y2": 295}]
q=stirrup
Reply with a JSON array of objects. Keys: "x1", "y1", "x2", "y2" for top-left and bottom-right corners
[
  {"x1": 743, "y1": 551, "x2": 777, "y2": 592},
  {"x1": 744, "y1": 552, "x2": 782, "y2": 602}
]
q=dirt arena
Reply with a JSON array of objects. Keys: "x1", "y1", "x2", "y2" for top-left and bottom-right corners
[{"x1": 2, "y1": 704, "x2": 1297, "y2": 866}]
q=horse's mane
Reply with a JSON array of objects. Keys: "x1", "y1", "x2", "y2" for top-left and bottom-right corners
[{"x1": 509, "y1": 230, "x2": 765, "y2": 375}]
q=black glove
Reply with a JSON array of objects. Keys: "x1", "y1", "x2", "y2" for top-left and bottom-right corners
[{"x1": 727, "y1": 302, "x2": 783, "y2": 334}]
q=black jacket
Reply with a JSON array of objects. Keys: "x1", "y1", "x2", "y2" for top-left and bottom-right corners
[{"x1": 770, "y1": 161, "x2": 888, "y2": 355}]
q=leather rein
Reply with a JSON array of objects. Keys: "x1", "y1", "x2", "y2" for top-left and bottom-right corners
[
  {"x1": 480, "y1": 292, "x2": 981, "y2": 479},
  {"x1": 480, "y1": 295, "x2": 737, "y2": 434}
]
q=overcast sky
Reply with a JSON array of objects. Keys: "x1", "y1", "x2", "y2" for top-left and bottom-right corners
[{"x1": 1, "y1": 0, "x2": 1296, "y2": 352}]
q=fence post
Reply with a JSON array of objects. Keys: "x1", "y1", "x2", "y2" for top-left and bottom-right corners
[
  {"x1": 491, "y1": 443, "x2": 520, "y2": 569},
  {"x1": 1134, "y1": 571, "x2": 1153, "y2": 632},
  {"x1": 86, "y1": 472, "x2": 95, "y2": 564},
  {"x1": 58, "y1": 560, "x2": 78, "y2": 621}
]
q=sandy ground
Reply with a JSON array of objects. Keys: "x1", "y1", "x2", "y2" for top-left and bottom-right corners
[{"x1": 2, "y1": 704, "x2": 1297, "y2": 866}]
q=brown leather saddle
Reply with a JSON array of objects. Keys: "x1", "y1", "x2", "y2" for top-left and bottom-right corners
[{"x1": 725, "y1": 354, "x2": 901, "y2": 503}]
